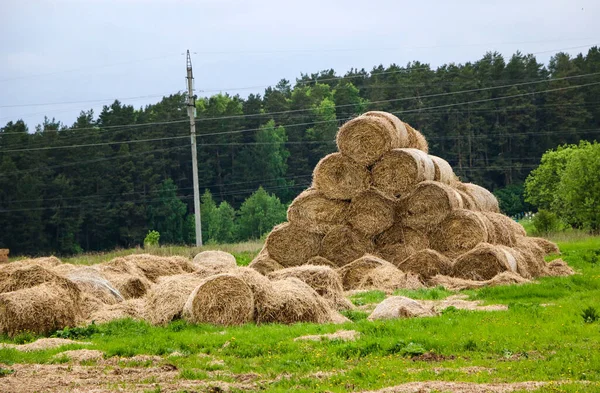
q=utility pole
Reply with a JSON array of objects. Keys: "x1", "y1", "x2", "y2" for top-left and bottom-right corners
[{"x1": 186, "y1": 50, "x2": 202, "y2": 246}]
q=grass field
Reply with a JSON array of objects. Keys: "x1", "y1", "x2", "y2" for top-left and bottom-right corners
[{"x1": 1, "y1": 237, "x2": 600, "y2": 392}]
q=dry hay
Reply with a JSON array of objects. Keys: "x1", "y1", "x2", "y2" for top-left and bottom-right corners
[
  {"x1": 264, "y1": 222, "x2": 322, "y2": 267},
  {"x1": 375, "y1": 225, "x2": 430, "y2": 265},
  {"x1": 312, "y1": 152, "x2": 371, "y2": 200},
  {"x1": 430, "y1": 271, "x2": 530, "y2": 291},
  {"x1": 509, "y1": 220, "x2": 527, "y2": 237},
  {"x1": 0, "y1": 281, "x2": 82, "y2": 336},
  {"x1": 58, "y1": 266, "x2": 123, "y2": 307},
  {"x1": 1, "y1": 256, "x2": 62, "y2": 272},
  {"x1": 54, "y1": 349, "x2": 104, "y2": 363},
  {"x1": 430, "y1": 209, "x2": 489, "y2": 257},
  {"x1": 404, "y1": 122, "x2": 429, "y2": 152},
  {"x1": 248, "y1": 248, "x2": 283, "y2": 275},
  {"x1": 145, "y1": 273, "x2": 205, "y2": 325},
  {"x1": 192, "y1": 250, "x2": 237, "y2": 274},
  {"x1": 337, "y1": 254, "x2": 423, "y2": 292},
  {"x1": 514, "y1": 236, "x2": 548, "y2": 277},
  {"x1": 528, "y1": 237, "x2": 560, "y2": 255},
  {"x1": 496, "y1": 245, "x2": 532, "y2": 279},
  {"x1": 256, "y1": 277, "x2": 340, "y2": 324},
  {"x1": 347, "y1": 188, "x2": 396, "y2": 236},
  {"x1": 400, "y1": 181, "x2": 464, "y2": 232},
  {"x1": 99, "y1": 260, "x2": 152, "y2": 299},
  {"x1": 481, "y1": 212, "x2": 519, "y2": 246},
  {"x1": 545, "y1": 259, "x2": 575, "y2": 277},
  {"x1": 368, "y1": 296, "x2": 437, "y2": 321},
  {"x1": 183, "y1": 274, "x2": 254, "y2": 326},
  {"x1": 429, "y1": 155, "x2": 457, "y2": 185},
  {"x1": 88, "y1": 298, "x2": 146, "y2": 325},
  {"x1": 397, "y1": 249, "x2": 453, "y2": 280},
  {"x1": 229, "y1": 267, "x2": 276, "y2": 323},
  {"x1": 456, "y1": 182, "x2": 500, "y2": 213},
  {"x1": 306, "y1": 256, "x2": 338, "y2": 268},
  {"x1": 452, "y1": 243, "x2": 513, "y2": 281},
  {"x1": 371, "y1": 148, "x2": 434, "y2": 197},
  {"x1": 455, "y1": 188, "x2": 479, "y2": 211},
  {"x1": 294, "y1": 329, "x2": 360, "y2": 342},
  {"x1": 363, "y1": 111, "x2": 410, "y2": 147},
  {"x1": 267, "y1": 265, "x2": 353, "y2": 311},
  {"x1": 0, "y1": 264, "x2": 75, "y2": 294},
  {"x1": 0, "y1": 338, "x2": 90, "y2": 352},
  {"x1": 336, "y1": 115, "x2": 400, "y2": 166},
  {"x1": 287, "y1": 188, "x2": 349, "y2": 234},
  {"x1": 320, "y1": 225, "x2": 373, "y2": 267},
  {"x1": 118, "y1": 254, "x2": 195, "y2": 282}
]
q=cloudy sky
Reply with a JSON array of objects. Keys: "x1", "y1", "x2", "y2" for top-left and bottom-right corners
[{"x1": 1, "y1": 0, "x2": 599, "y2": 130}]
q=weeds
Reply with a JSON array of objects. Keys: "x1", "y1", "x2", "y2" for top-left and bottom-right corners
[{"x1": 581, "y1": 306, "x2": 599, "y2": 323}]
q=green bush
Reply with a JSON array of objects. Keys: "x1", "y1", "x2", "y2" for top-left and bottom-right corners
[
  {"x1": 144, "y1": 230, "x2": 160, "y2": 248},
  {"x1": 532, "y1": 210, "x2": 561, "y2": 235}
]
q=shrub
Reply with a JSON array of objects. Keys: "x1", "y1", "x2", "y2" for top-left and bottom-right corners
[
  {"x1": 532, "y1": 210, "x2": 561, "y2": 235},
  {"x1": 581, "y1": 306, "x2": 599, "y2": 323},
  {"x1": 144, "y1": 230, "x2": 160, "y2": 248}
]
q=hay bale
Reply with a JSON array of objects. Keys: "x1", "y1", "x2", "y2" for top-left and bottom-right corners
[
  {"x1": 146, "y1": 273, "x2": 205, "y2": 325},
  {"x1": 497, "y1": 245, "x2": 531, "y2": 279},
  {"x1": 336, "y1": 254, "x2": 389, "y2": 290},
  {"x1": 347, "y1": 189, "x2": 396, "y2": 236},
  {"x1": 183, "y1": 274, "x2": 254, "y2": 326},
  {"x1": 230, "y1": 267, "x2": 276, "y2": 322},
  {"x1": 287, "y1": 188, "x2": 349, "y2": 234},
  {"x1": 363, "y1": 111, "x2": 410, "y2": 147},
  {"x1": 0, "y1": 282, "x2": 81, "y2": 336},
  {"x1": 99, "y1": 259, "x2": 152, "y2": 299},
  {"x1": 264, "y1": 222, "x2": 322, "y2": 267},
  {"x1": 528, "y1": 237, "x2": 560, "y2": 255},
  {"x1": 399, "y1": 181, "x2": 464, "y2": 232},
  {"x1": 371, "y1": 148, "x2": 434, "y2": 197},
  {"x1": 306, "y1": 256, "x2": 338, "y2": 268},
  {"x1": 337, "y1": 254, "x2": 423, "y2": 292},
  {"x1": 256, "y1": 277, "x2": 338, "y2": 324},
  {"x1": 404, "y1": 122, "x2": 429, "y2": 153},
  {"x1": 430, "y1": 209, "x2": 489, "y2": 257},
  {"x1": 475, "y1": 212, "x2": 497, "y2": 244},
  {"x1": 336, "y1": 115, "x2": 399, "y2": 166},
  {"x1": 452, "y1": 243, "x2": 512, "y2": 281},
  {"x1": 320, "y1": 225, "x2": 373, "y2": 267},
  {"x1": 193, "y1": 250, "x2": 237, "y2": 273},
  {"x1": 61, "y1": 266, "x2": 123, "y2": 306},
  {"x1": 375, "y1": 225, "x2": 430, "y2": 265},
  {"x1": 429, "y1": 155, "x2": 457, "y2": 185},
  {"x1": 0, "y1": 264, "x2": 75, "y2": 294},
  {"x1": 312, "y1": 152, "x2": 371, "y2": 200},
  {"x1": 268, "y1": 265, "x2": 353, "y2": 311},
  {"x1": 397, "y1": 249, "x2": 453, "y2": 280},
  {"x1": 368, "y1": 296, "x2": 437, "y2": 321},
  {"x1": 455, "y1": 189, "x2": 479, "y2": 211},
  {"x1": 481, "y1": 212, "x2": 518, "y2": 246},
  {"x1": 88, "y1": 298, "x2": 146, "y2": 325},
  {"x1": 514, "y1": 236, "x2": 548, "y2": 277},
  {"x1": 248, "y1": 249, "x2": 283, "y2": 275},
  {"x1": 456, "y1": 183, "x2": 499, "y2": 213},
  {"x1": 429, "y1": 271, "x2": 530, "y2": 291},
  {"x1": 120, "y1": 254, "x2": 195, "y2": 282},
  {"x1": 509, "y1": 220, "x2": 527, "y2": 237},
  {"x1": 545, "y1": 259, "x2": 575, "y2": 277},
  {"x1": 0, "y1": 256, "x2": 62, "y2": 273}
]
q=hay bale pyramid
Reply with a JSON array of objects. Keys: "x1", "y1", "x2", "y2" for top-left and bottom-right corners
[{"x1": 252, "y1": 111, "x2": 568, "y2": 286}]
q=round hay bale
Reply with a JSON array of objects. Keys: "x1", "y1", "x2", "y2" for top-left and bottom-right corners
[
  {"x1": 363, "y1": 111, "x2": 410, "y2": 147},
  {"x1": 336, "y1": 115, "x2": 399, "y2": 166},
  {"x1": 545, "y1": 259, "x2": 575, "y2": 277},
  {"x1": 456, "y1": 183, "x2": 499, "y2": 213},
  {"x1": 192, "y1": 250, "x2": 237, "y2": 275},
  {"x1": 509, "y1": 220, "x2": 527, "y2": 237},
  {"x1": 337, "y1": 254, "x2": 424, "y2": 292},
  {"x1": 452, "y1": 243, "x2": 512, "y2": 281},
  {"x1": 397, "y1": 249, "x2": 453, "y2": 280},
  {"x1": 400, "y1": 181, "x2": 464, "y2": 232},
  {"x1": 287, "y1": 188, "x2": 349, "y2": 234},
  {"x1": 99, "y1": 259, "x2": 152, "y2": 299},
  {"x1": 347, "y1": 189, "x2": 396, "y2": 236},
  {"x1": 87, "y1": 298, "x2": 146, "y2": 325},
  {"x1": 146, "y1": 273, "x2": 205, "y2": 325},
  {"x1": 248, "y1": 249, "x2": 283, "y2": 275},
  {"x1": 256, "y1": 277, "x2": 336, "y2": 324},
  {"x1": 312, "y1": 152, "x2": 371, "y2": 200},
  {"x1": 0, "y1": 264, "x2": 74, "y2": 294},
  {"x1": 429, "y1": 155, "x2": 457, "y2": 185},
  {"x1": 268, "y1": 265, "x2": 353, "y2": 311},
  {"x1": 320, "y1": 225, "x2": 373, "y2": 267},
  {"x1": 497, "y1": 245, "x2": 529, "y2": 279},
  {"x1": 454, "y1": 189, "x2": 479, "y2": 211},
  {"x1": 0, "y1": 281, "x2": 81, "y2": 336},
  {"x1": 183, "y1": 274, "x2": 254, "y2": 326},
  {"x1": 337, "y1": 254, "x2": 388, "y2": 290},
  {"x1": 404, "y1": 122, "x2": 429, "y2": 152},
  {"x1": 476, "y1": 212, "x2": 497, "y2": 245},
  {"x1": 430, "y1": 209, "x2": 489, "y2": 257},
  {"x1": 528, "y1": 237, "x2": 560, "y2": 255},
  {"x1": 1, "y1": 257, "x2": 63, "y2": 274},
  {"x1": 371, "y1": 148, "x2": 434, "y2": 197},
  {"x1": 375, "y1": 223, "x2": 430, "y2": 250},
  {"x1": 306, "y1": 256, "x2": 337, "y2": 268},
  {"x1": 62, "y1": 266, "x2": 123, "y2": 306},
  {"x1": 368, "y1": 296, "x2": 437, "y2": 321},
  {"x1": 230, "y1": 267, "x2": 276, "y2": 323},
  {"x1": 481, "y1": 212, "x2": 518, "y2": 246},
  {"x1": 514, "y1": 237, "x2": 548, "y2": 277},
  {"x1": 264, "y1": 222, "x2": 322, "y2": 267},
  {"x1": 121, "y1": 254, "x2": 195, "y2": 282}
]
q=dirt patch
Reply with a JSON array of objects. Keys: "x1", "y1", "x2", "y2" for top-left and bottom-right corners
[
  {"x1": 0, "y1": 363, "x2": 257, "y2": 393},
  {"x1": 406, "y1": 366, "x2": 495, "y2": 375},
  {"x1": 411, "y1": 352, "x2": 456, "y2": 362},
  {"x1": 53, "y1": 349, "x2": 104, "y2": 363},
  {"x1": 362, "y1": 381, "x2": 550, "y2": 392},
  {"x1": 0, "y1": 338, "x2": 91, "y2": 352},
  {"x1": 294, "y1": 329, "x2": 360, "y2": 342}
]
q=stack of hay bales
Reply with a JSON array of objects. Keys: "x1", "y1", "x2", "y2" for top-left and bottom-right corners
[{"x1": 253, "y1": 111, "x2": 566, "y2": 288}]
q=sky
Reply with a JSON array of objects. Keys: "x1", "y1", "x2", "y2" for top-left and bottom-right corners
[{"x1": 1, "y1": 0, "x2": 599, "y2": 130}]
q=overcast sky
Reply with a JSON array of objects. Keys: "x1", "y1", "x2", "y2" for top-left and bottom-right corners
[{"x1": 1, "y1": 0, "x2": 599, "y2": 130}]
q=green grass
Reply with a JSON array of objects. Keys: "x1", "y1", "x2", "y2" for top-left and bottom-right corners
[{"x1": 2, "y1": 237, "x2": 600, "y2": 392}]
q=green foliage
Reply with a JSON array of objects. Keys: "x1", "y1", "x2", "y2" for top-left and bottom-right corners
[
  {"x1": 581, "y1": 306, "x2": 599, "y2": 323},
  {"x1": 143, "y1": 230, "x2": 160, "y2": 248},
  {"x1": 493, "y1": 183, "x2": 531, "y2": 217},
  {"x1": 236, "y1": 187, "x2": 287, "y2": 240},
  {"x1": 147, "y1": 179, "x2": 187, "y2": 244},
  {"x1": 52, "y1": 323, "x2": 99, "y2": 339},
  {"x1": 532, "y1": 210, "x2": 562, "y2": 235}
]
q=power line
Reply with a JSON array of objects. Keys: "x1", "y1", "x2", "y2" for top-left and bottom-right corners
[{"x1": 0, "y1": 92, "x2": 183, "y2": 109}]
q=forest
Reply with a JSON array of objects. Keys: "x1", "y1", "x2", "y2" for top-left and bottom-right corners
[{"x1": 1, "y1": 48, "x2": 600, "y2": 255}]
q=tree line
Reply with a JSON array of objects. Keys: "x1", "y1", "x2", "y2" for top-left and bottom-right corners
[{"x1": 1, "y1": 48, "x2": 600, "y2": 255}]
